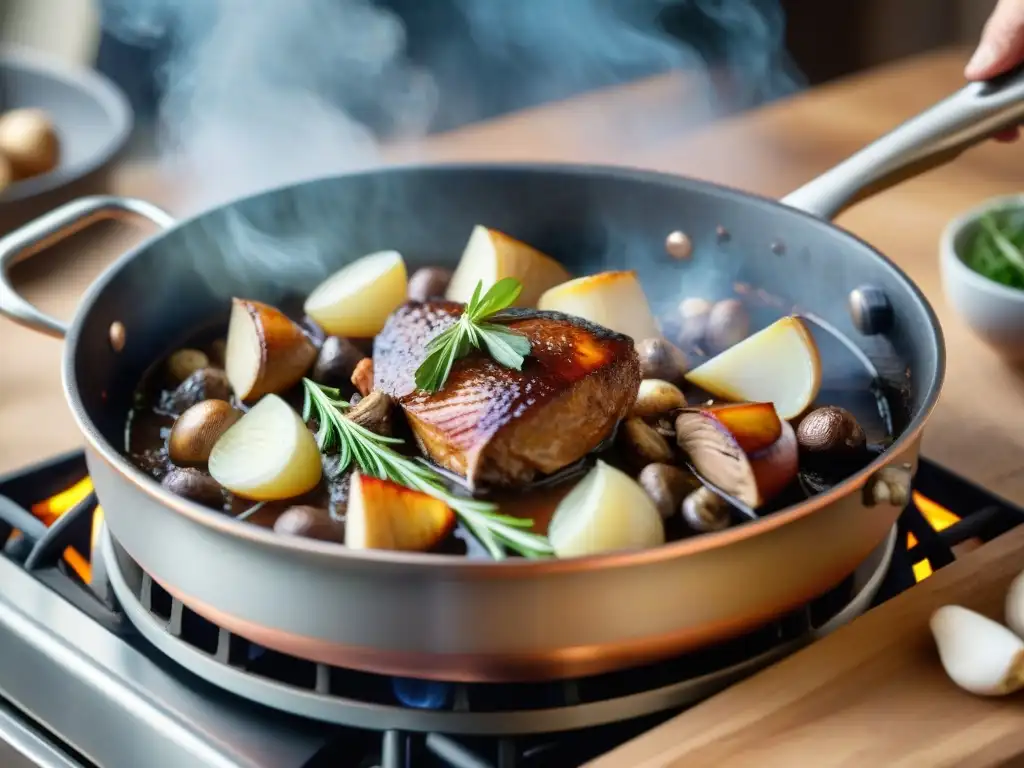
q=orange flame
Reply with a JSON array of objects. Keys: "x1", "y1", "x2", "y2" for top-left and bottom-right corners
[
  {"x1": 909, "y1": 491, "x2": 961, "y2": 582},
  {"x1": 30, "y1": 478, "x2": 98, "y2": 583}
]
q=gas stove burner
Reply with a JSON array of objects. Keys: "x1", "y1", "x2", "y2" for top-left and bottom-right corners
[{"x1": 103, "y1": 527, "x2": 896, "y2": 736}]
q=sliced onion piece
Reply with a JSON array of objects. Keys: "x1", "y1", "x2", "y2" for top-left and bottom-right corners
[
  {"x1": 537, "y1": 270, "x2": 661, "y2": 341},
  {"x1": 547, "y1": 460, "x2": 665, "y2": 558},
  {"x1": 208, "y1": 394, "x2": 322, "y2": 501},
  {"x1": 304, "y1": 250, "x2": 408, "y2": 338},
  {"x1": 684, "y1": 316, "x2": 822, "y2": 421},
  {"x1": 445, "y1": 225, "x2": 570, "y2": 308}
]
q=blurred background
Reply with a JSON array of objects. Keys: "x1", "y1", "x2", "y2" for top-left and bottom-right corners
[{"x1": 0, "y1": 0, "x2": 1002, "y2": 132}]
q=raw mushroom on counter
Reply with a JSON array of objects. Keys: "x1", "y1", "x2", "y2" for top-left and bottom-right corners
[{"x1": 0, "y1": 108, "x2": 60, "y2": 189}]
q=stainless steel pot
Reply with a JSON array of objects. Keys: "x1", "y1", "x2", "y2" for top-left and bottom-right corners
[{"x1": 1, "y1": 66, "x2": 1022, "y2": 683}]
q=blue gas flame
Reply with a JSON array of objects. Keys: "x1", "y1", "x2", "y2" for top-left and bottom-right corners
[{"x1": 391, "y1": 677, "x2": 452, "y2": 709}]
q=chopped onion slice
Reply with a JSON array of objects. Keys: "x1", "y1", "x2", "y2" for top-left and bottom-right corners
[
  {"x1": 548, "y1": 460, "x2": 665, "y2": 558},
  {"x1": 209, "y1": 394, "x2": 322, "y2": 501}
]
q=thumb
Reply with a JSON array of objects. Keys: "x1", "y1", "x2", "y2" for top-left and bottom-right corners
[{"x1": 965, "y1": 0, "x2": 1024, "y2": 79}]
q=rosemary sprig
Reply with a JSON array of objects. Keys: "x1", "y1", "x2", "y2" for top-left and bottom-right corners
[
  {"x1": 302, "y1": 379, "x2": 554, "y2": 560},
  {"x1": 414, "y1": 278, "x2": 532, "y2": 393}
]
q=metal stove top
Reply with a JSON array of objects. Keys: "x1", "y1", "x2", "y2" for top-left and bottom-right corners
[{"x1": 0, "y1": 451, "x2": 1019, "y2": 768}]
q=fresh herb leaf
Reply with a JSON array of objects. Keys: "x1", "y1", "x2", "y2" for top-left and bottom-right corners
[
  {"x1": 414, "y1": 278, "x2": 531, "y2": 393},
  {"x1": 476, "y1": 323, "x2": 532, "y2": 369},
  {"x1": 963, "y1": 210, "x2": 1024, "y2": 290},
  {"x1": 302, "y1": 379, "x2": 554, "y2": 560},
  {"x1": 469, "y1": 277, "x2": 523, "y2": 320}
]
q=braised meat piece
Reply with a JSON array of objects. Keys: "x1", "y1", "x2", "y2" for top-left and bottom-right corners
[{"x1": 374, "y1": 301, "x2": 641, "y2": 489}]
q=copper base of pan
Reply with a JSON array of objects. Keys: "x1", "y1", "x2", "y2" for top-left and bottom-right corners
[{"x1": 151, "y1": 560, "x2": 874, "y2": 684}]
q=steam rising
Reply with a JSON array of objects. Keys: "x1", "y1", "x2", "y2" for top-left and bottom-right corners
[{"x1": 102, "y1": 0, "x2": 803, "y2": 297}]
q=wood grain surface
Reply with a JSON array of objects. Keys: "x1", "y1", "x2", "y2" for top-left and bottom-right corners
[{"x1": 589, "y1": 526, "x2": 1024, "y2": 768}]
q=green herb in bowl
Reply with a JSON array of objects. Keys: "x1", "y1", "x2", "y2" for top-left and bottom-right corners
[{"x1": 962, "y1": 208, "x2": 1024, "y2": 290}]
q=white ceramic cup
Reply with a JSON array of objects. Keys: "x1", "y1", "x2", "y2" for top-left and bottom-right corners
[{"x1": 940, "y1": 193, "x2": 1024, "y2": 361}]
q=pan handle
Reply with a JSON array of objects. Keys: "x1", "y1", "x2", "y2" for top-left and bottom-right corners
[
  {"x1": 0, "y1": 196, "x2": 176, "y2": 339},
  {"x1": 781, "y1": 64, "x2": 1024, "y2": 220}
]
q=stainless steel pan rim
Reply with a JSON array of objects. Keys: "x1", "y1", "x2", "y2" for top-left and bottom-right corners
[{"x1": 52, "y1": 163, "x2": 944, "y2": 574}]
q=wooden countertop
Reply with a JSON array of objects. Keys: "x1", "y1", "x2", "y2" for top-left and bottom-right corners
[
  {"x1": 1, "y1": 45, "x2": 1023, "y2": 766},
  {"x1": 591, "y1": 525, "x2": 1024, "y2": 768}
]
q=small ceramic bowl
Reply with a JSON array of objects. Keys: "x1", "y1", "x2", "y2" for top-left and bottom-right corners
[{"x1": 940, "y1": 193, "x2": 1024, "y2": 361}]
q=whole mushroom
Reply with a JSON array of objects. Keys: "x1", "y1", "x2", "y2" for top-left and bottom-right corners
[
  {"x1": 274, "y1": 505, "x2": 344, "y2": 542},
  {"x1": 167, "y1": 348, "x2": 211, "y2": 383},
  {"x1": 407, "y1": 267, "x2": 453, "y2": 302},
  {"x1": 796, "y1": 406, "x2": 866, "y2": 457},
  {"x1": 312, "y1": 335, "x2": 365, "y2": 389},
  {"x1": 677, "y1": 297, "x2": 713, "y2": 349},
  {"x1": 638, "y1": 463, "x2": 700, "y2": 520},
  {"x1": 705, "y1": 299, "x2": 750, "y2": 353},
  {"x1": 631, "y1": 379, "x2": 688, "y2": 421},
  {"x1": 636, "y1": 338, "x2": 690, "y2": 386},
  {"x1": 619, "y1": 418, "x2": 674, "y2": 468},
  {"x1": 344, "y1": 391, "x2": 394, "y2": 436},
  {"x1": 0, "y1": 108, "x2": 60, "y2": 179},
  {"x1": 161, "y1": 367, "x2": 233, "y2": 415},
  {"x1": 161, "y1": 468, "x2": 225, "y2": 509},
  {"x1": 682, "y1": 487, "x2": 732, "y2": 533},
  {"x1": 168, "y1": 400, "x2": 243, "y2": 465}
]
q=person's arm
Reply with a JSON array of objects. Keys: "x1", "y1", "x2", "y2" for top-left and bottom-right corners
[{"x1": 965, "y1": 0, "x2": 1023, "y2": 141}]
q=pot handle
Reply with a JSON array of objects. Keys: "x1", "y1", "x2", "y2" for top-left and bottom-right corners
[
  {"x1": 781, "y1": 64, "x2": 1024, "y2": 220},
  {"x1": 0, "y1": 195, "x2": 176, "y2": 339}
]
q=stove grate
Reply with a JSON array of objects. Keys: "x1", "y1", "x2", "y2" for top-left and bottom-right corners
[{"x1": 104, "y1": 525, "x2": 894, "y2": 736}]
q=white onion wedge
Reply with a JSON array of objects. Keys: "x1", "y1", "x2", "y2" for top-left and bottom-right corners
[
  {"x1": 445, "y1": 225, "x2": 570, "y2": 307},
  {"x1": 537, "y1": 270, "x2": 661, "y2": 341},
  {"x1": 684, "y1": 316, "x2": 822, "y2": 421},
  {"x1": 208, "y1": 395, "x2": 322, "y2": 501},
  {"x1": 225, "y1": 298, "x2": 317, "y2": 401},
  {"x1": 304, "y1": 250, "x2": 408, "y2": 337},
  {"x1": 548, "y1": 460, "x2": 665, "y2": 558}
]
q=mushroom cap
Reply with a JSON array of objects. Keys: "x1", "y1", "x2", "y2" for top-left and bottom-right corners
[
  {"x1": 168, "y1": 399, "x2": 243, "y2": 465},
  {"x1": 796, "y1": 405, "x2": 866, "y2": 455}
]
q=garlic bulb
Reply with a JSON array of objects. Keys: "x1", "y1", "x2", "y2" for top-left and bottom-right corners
[
  {"x1": 930, "y1": 605, "x2": 1024, "y2": 696},
  {"x1": 1006, "y1": 569, "x2": 1024, "y2": 640}
]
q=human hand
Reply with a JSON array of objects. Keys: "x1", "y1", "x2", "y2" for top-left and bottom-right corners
[{"x1": 965, "y1": 0, "x2": 1024, "y2": 141}]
